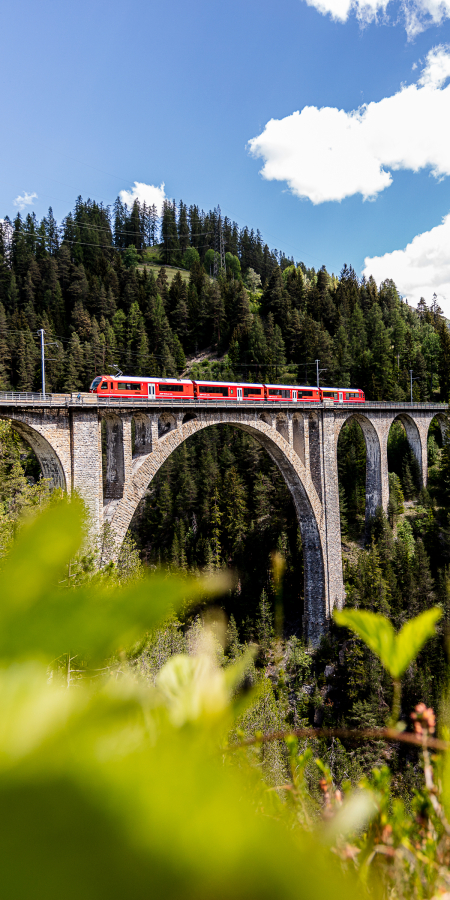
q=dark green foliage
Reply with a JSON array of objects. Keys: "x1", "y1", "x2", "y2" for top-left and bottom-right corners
[
  {"x1": 337, "y1": 421, "x2": 366, "y2": 537},
  {"x1": 0, "y1": 196, "x2": 446, "y2": 398},
  {"x1": 132, "y1": 425, "x2": 303, "y2": 633}
]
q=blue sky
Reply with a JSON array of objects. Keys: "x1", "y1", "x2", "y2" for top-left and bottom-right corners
[{"x1": 2, "y1": 0, "x2": 450, "y2": 308}]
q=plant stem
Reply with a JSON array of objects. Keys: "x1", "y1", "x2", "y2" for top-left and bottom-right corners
[{"x1": 389, "y1": 678, "x2": 401, "y2": 727}]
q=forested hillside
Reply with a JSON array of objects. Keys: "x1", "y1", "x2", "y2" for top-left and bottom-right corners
[
  {"x1": 2, "y1": 193, "x2": 450, "y2": 827},
  {"x1": 2, "y1": 191, "x2": 450, "y2": 656},
  {"x1": 0, "y1": 195, "x2": 449, "y2": 399}
]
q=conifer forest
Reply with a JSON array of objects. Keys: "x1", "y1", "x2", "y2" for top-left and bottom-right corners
[{"x1": 3, "y1": 196, "x2": 450, "y2": 898}]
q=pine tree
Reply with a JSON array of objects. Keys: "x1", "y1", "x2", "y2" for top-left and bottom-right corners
[
  {"x1": 438, "y1": 320, "x2": 450, "y2": 402},
  {"x1": 64, "y1": 334, "x2": 85, "y2": 392},
  {"x1": 223, "y1": 466, "x2": 247, "y2": 557},
  {"x1": 210, "y1": 486, "x2": 222, "y2": 568}
]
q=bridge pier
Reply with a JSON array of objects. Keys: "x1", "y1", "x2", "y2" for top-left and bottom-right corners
[{"x1": 70, "y1": 408, "x2": 103, "y2": 529}]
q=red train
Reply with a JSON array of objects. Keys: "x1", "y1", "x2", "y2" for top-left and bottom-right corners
[{"x1": 90, "y1": 376, "x2": 365, "y2": 403}]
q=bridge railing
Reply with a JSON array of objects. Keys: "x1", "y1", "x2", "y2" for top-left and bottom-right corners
[
  {"x1": 0, "y1": 391, "x2": 447, "y2": 412},
  {"x1": 0, "y1": 391, "x2": 53, "y2": 403}
]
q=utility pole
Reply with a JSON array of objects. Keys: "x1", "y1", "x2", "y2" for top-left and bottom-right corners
[
  {"x1": 410, "y1": 369, "x2": 420, "y2": 403},
  {"x1": 213, "y1": 206, "x2": 226, "y2": 279},
  {"x1": 315, "y1": 359, "x2": 327, "y2": 391},
  {"x1": 38, "y1": 328, "x2": 45, "y2": 395}
]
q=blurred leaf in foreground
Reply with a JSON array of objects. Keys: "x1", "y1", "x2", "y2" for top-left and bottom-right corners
[{"x1": 0, "y1": 499, "x2": 228, "y2": 662}]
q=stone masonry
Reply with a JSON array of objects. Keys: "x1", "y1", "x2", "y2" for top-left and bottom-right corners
[{"x1": 0, "y1": 394, "x2": 446, "y2": 645}]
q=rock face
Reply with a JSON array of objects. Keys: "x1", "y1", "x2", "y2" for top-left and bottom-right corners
[{"x1": 0, "y1": 394, "x2": 446, "y2": 645}]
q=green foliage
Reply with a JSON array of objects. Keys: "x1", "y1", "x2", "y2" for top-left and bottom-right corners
[
  {"x1": 182, "y1": 247, "x2": 200, "y2": 270},
  {"x1": 0, "y1": 500, "x2": 365, "y2": 900},
  {"x1": 123, "y1": 243, "x2": 139, "y2": 268},
  {"x1": 388, "y1": 472, "x2": 404, "y2": 525},
  {"x1": 0, "y1": 500, "x2": 227, "y2": 663},
  {"x1": 334, "y1": 607, "x2": 442, "y2": 680}
]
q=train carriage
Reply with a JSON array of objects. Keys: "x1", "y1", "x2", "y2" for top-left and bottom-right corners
[
  {"x1": 192, "y1": 381, "x2": 265, "y2": 401},
  {"x1": 89, "y1": 376, "x2": 195, "y2": 400},
  {"x1": 320, "y1": 387, "x2": 365, "y2": 403},
  {"x1": 264, "y1": 384, "x2": 320, "y2": 402}
]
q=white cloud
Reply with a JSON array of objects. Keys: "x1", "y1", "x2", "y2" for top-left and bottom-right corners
[
  {"x1": 417, "y1": 43, "x2": 450, "y2": 86},
  {"x1": 13, "y1": 191, "x2": 37, "y2": 211},
  {"x1": 363, "y1": 212, "x2": 450, "y2": 313},
  {"x1": 301, "y1": 0, "x2": 450, "y2": 38},
  {"x1": 248, "y1": 46, "x2": 450, "y2": 205},
  {"x1": 119, "y1": 181, "x2": 166, "y2": 214}
]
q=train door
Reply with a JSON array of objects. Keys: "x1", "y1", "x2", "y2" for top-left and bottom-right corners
[
  {"x1": 292, "y1": 390, "x2": 297, "y2": 402},
  {"x1": 148, "y1": 383, "x2": 156, "y2": 399},
  {"x1": 338, "y1": 391, "x2": 344, "y2": 403},
  {"x1": 237, "y1": 387, "x2": 243, "y2": 402}
]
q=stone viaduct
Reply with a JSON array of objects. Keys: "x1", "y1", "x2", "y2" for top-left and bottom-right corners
[{"x1": 0, "y1": 392, "x2": 447, "y2": 645}]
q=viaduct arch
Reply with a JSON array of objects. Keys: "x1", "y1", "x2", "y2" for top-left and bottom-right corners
[
  {"x1": 0, "y1": 394, "x2": 447, "y2": 644},
  {"x1": 104, "y1": 412, "x2": 334, "y2": 645}
]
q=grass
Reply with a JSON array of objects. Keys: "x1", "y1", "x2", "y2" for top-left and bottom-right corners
[{"x1": 137, "y1": 261, "x2": 191, "y2": 286}]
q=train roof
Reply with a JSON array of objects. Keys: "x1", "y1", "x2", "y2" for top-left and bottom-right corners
[
  {"x1": 265, "y1": 383, "x2": 316, "y2": 390},
  {"x1": 193, "y1": 380, "x2": 264, "y2": 388},
  {"x1": 107, "y1": 376, "x2": 194, "y2": 385}
]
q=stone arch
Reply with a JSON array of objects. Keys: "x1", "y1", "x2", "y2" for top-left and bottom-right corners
[
  {"x1": 292, "y1": 413, "x2": 307, "y2": 465},
  {"x1": 428, "y1": 412, "x2": 448, "y2": 445},
  {"x1": 337, "y1": 413, "x2": 383, "y2": 523},
  {"x1": 107, "y1": 415, "x2": 328, "y2": 645},
  {"x1": 102, "y1": 413, "x2": 125, "y2": 500},
  {"x1": 308, "y1": 412, "x2": 322, "y2": 502},
  {"x1": 391, "y1": 413, "x2": 423, "y2": 485},
  {"x1": 132, "y1": 413, "x2": 152, "y2": 455},
  {"x1": 158, "y1": 412, "x2": 177, "y2": 438},
  {"x1": 18, "y1": 421, "x2": 67, "y2": 490},
  {"x1": 0, "y1": 415, "x2": 67, "y2": 490},
  {"x1": 259, "y1": 411, "x2": 272, "y2": 426},
  {"x1": 276, "y1": 413, "x2": 289, "y2": 442},
  {"x1": 182, "y1": 412, "x2": 197, "y2": 424}
]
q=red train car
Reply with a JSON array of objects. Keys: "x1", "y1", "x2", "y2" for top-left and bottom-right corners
[
  {"x1": 89, "y1": 376, "x2": 195, "y2": 399},
  {"x1": 264, "y1": 384, "x2": 320, "y2": 402},
  {"x1": 320, "y1": 387, "x2": 365, "y2": 403},
  {"x1": 192, "y1": 381, "x2": 265, "y2": 401}
]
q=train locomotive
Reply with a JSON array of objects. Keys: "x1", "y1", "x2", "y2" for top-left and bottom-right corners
[{"x1": 90, "y1": 376, "x2": 365, "y2": 404}]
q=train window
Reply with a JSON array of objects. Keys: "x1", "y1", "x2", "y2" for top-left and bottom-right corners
[
  {"x1": 100, "y1": 382, "x2": 108, "y2": 390},
  {"x1": 243, "y1": 387, "x2": 262, "y2": 397},
  {"x1": 117, "y1": 383, "x2": 141, "y2": 391},
  {"x1": 299, "y1": 390, "x2": 313, "y2": 398},
  {"x1": 160, "y1": 384, "x2": 184, "y2": 392},
  {"x1": 91, "y1": 377, "x2": 102, "y2": 390},
  {"x1": 346, "y1": 391, "x2": 358, "y2": 399},
  {"x1": 198, "y1": 385, "x2": 229, "y2": 396},
  {"x1": 269, "y1": 389, "x2": 290, "y2": 399}
]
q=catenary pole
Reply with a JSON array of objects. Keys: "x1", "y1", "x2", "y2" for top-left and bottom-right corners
[{"x1": 38, "y1": 329, "x2": 45, "y2": 395}]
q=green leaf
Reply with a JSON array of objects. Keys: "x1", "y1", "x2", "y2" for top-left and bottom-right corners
[
  {"x1": 333, "y1": 607, "x2": 442, "y2": 679},
  {"x1": 0, "y1": 498, "x2": 84, "y2": 611},
  {"x1": 0, "y1": 501, "x2": 229, "y2": 662},
  {"x1": 393, "y1": 608, "x2": 442, "y2": 678},
  {"x1": 333, "y1": 610, "x2": 396, "y2": 672}
]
